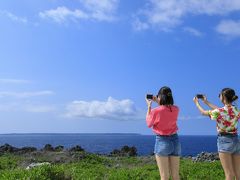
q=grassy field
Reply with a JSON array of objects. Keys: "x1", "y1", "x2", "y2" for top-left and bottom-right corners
[{"x1": 0, "y1": 153, "x2": 225, "y2": 180}]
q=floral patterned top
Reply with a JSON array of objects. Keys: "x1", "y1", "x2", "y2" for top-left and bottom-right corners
[{"x1": 208, "y1": 105, "x2": 240, "y2": 134}]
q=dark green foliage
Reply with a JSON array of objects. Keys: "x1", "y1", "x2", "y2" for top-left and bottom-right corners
[
  {"x1": 0, "y1": 155, "x2": 20, "y2": 170},
  {"x1": 69, "y1": 145, "x2": 85, "y2": 152},
  {"x1": 54, "y1": 145, "x2": 64, "y2": 152},
  {"x1": 110, "y1": 146, "x2": 138, "y2": 157},
  {"x1": 42, "y1": 144, "x2": 54, "y2": 151}
]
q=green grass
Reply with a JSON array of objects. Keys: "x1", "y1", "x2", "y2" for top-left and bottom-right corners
[
  {"x1": 180, "y1": 159, "x2": 224, "y2": 180},
  {"x1": 0, "y1": 154, "x2": 225, "y2": 180}
]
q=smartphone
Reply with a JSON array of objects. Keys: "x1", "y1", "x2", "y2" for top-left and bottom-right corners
[
  {"x1": 196, "y1": 94, "x2": 204, "y2": 99},
  {"x1": 146, "y1": 94, "x2": 153, "y2": 100}
]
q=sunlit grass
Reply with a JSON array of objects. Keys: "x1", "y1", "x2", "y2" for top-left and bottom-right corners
[{"x1": 0, "y1": 154, "x2": 224, "y2": 179}]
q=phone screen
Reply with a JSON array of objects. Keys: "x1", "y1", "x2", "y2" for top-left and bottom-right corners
[
  {"x1": 196, "y1": 94, "x2": 204, "y2": 99},
  {"x1": 146, "y1": 94, "x2": 153, "y2": 99}
]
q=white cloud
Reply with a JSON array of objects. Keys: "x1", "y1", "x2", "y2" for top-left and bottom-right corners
[
  {"x1": 183, "y1": 27, "x2": 204, "y2": 37},
  {"x1": 216, "y1": 19, "x2": 240, "y2": 38},
  {"x1": 39, "y1": 7, "x2": 89, "y2": 24},
  {"x1": 134, "y1": 0, "x2": 240, "y2": 31},
  {"x1": 64, "y1": 97, "x2": 141, "y2": 120},
  {"x1": 0, "y1": 91, "x2": 54, "y2": 98},
  {"x1": 0, "y1": 10, "x2": 28, "y2": 24},
  {"x1": 39, "y1": 0, "x2": 119, "y2": 23},
  {"x1": 81, "y1": 0, "x2": 118, "y2": 21},
  {"x1": 0, "y1": 78, "x2": 31, "y2": 84},
  {"x1": 82, "y1": 0, "x2": 118, "y2": 12}
]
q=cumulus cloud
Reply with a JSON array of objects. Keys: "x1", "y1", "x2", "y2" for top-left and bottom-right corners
[
  {"x1": 183, "y1": 27, "x2": 204, "y2": 37},
  {"x1": 64, "y1": 97, "x2": 142, "y2": 120},
  {"x1": 216, "y1": 19, "x2": 240, "y2": 38},
  {"x1": 0, "y1": 10, "x2": 28, "y2": 24},
  {"x1": 0, "y1": 78, "x2": 31, "y2": 84},
  {"x1": 0, "y1": 91, "x2": 54, "y2": 98},
  {"x1": 134, "y1": 0, "x2": 240, "y2": 31},
  {"x1": 39, "y1": 0, "x2": 119, "y2": 23}
]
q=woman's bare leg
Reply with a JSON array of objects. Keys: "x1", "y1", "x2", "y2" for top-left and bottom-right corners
[
  {"x1": 232, "y1": 154, "x2": 240, "y2": 180},
  {"x1": 169, "y1": 156, "x2": 180, "y2": 180},
  {"x1": 219, "y1": 152, "x2": 235, "y2": 180},
  {"x1": 155, "y1": 155, "x2": 170, "y2": 180}
]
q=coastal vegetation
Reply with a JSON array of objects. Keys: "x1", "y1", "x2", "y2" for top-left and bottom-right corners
[{"x1": 0, "y1": 144, "x2": 224, "y2": 180}]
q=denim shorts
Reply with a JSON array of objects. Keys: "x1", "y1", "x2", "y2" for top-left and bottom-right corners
[
  {"x1": 217, "y1": 134, "x2": 240, "y2": 154},
  {"x1": 154, "y1": 134, "x2": 181, "y2": 156}
]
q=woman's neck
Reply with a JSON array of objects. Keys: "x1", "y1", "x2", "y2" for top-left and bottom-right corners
[{"x1": 224, "y1": 103, "x2": 232, "y2": 107}]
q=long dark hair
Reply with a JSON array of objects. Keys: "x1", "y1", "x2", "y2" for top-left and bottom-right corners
[
  {"x1": 157, "y1": 86, "x2": 174, "y2": 106},
  {"x1": 220, "y1": 88, "x2": 238, "y2": 104}
]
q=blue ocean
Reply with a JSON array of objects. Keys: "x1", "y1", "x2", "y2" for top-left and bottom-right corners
[{"x1": 0, "y1": 134, "x2": 219, "y2": 156}]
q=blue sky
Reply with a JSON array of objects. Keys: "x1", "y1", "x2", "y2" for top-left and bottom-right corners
[{"x1": 0, "y1": 0, "x2": 240, "y2": 135}]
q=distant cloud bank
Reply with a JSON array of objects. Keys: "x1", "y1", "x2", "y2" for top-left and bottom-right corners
[
  {"x1": 0, "y1": 102, "x2": 56, "y2": 113},
  {"x1": 0, "y1": 91, "x2": 54, "y2": 98},
  {"x1": 179, "y1": 115, "x2": 206, "y2": 120},
  {"x1": 0, "y1": 78, "x2": 31, "y2": 84}
]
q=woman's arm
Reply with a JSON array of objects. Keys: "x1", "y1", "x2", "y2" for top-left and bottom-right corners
[
  {"x1": 146, "y1": 104, "x2": 151, "y2": 117},
  {"x1": 145, "y1": 98, "x2": 153, "y2": 127},
  {"x1": 204, "y1": 100, "x2": 219, "y2": 110},
  {"x1": 193, "y1": 97, "x2": 209, "y2": 116},
  {"x1": 146, "y1": 96, "x2": 158, "y2": 116},
  {"x1": 145, "y1": 96, "x2": 158, "y2": 127},
  {"x1": 202, "y1": 95, "x2": 219, "y2": 109}
]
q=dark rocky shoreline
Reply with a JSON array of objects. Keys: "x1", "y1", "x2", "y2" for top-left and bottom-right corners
[
  {"x1": 0, "y1": 143, "x2": 138, "y2": 157},
  {"x1": 191, "y1": 152, "x2": 219, "y2": 162},
  {"x1": 0, "y1": 143, "x2": 220, "y2": 163},
  {"x1": 0, "y1": 143, "x2": 140, "y2": 169}
]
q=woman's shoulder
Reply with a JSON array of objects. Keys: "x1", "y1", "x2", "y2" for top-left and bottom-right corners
[
  {"x1": 232, "y1": 106, "x2": 240, "y2": 113},
  {"x1": 157, "y1": 105, "x2": 179, "y2": 111},
  {"x1": 232, "y1": 105, "x2": 240, "y2": 111},
  {"x1": 210, "y1": 107, "x2": 223, "y2": 113},
  {"x1": 152, "y1": 106, "x2": 162, "y2": 111},
  {"x1": 211, "y1": 106, "x2": 233, "y2": 114},
  {"x1": 172, "y1": 105, "x2": 179, "y2": 109}
]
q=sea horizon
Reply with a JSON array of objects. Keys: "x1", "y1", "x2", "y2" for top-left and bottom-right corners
[
  {"x1": 0, "y1": 133, "x2": 221, "y2": 156},
  {"x1": 0, "y1": 133, "x2": 218, "y2": 136}
]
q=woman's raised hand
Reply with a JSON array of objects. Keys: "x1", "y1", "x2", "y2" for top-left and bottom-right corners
[
  {"x1": 145, "y1": 97, "x2": 152, "y2": 107},
  {"x1": 152, "y1": 96, "x2": 158, "y2": 102},
  {"x1": 202, "y1": 95, "x2": 207, "y2": 103},
  {"x1": 193, "y1": 96, "x2": 199, "y2": 104}
]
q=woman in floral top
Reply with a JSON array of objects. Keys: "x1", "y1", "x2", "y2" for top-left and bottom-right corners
[{"x1": 193, "y1": 88, "x2": 240, "y2": 180}]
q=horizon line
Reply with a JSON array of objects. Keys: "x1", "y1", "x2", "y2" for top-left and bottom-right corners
[{"x1": 0, "y1": 132, "x2": 218, "y2": 136}]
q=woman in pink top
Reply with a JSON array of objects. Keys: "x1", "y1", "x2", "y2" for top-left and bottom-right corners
[{"x1": 146, "y1": 86, "x2": 180, "y2": 180}]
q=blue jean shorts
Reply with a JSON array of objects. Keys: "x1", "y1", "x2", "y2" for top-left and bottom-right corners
[
  {"x1": 154, "y1": 134, "x2": 181, "y2": 156},
  {"x1": 217, "y1": 134, "x2": 240, "y2": 154}
]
